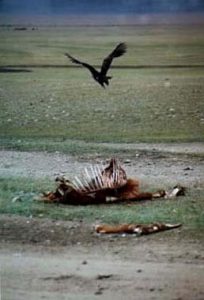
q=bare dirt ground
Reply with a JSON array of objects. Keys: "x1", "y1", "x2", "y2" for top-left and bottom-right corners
[
  {"x1": 0, "y1": 143, "x2": 204, "y2": 300},
  {"x1": 1, "y1": 142, "x2": 204, "y2": 186}
]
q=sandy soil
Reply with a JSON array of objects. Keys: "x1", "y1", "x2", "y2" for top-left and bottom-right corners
[
  {"x1": 0, "y1": 143, "x2": 204, "y2": 300},
  {"x1": 1, "y1": 214, "x2": 204, "y2": 300},
  {"x1": 0, "y1": 142, "x2": 204, "y2": 187}
]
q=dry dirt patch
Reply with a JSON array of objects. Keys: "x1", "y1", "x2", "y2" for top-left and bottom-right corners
[
  {"x1": 0, "y1": 143, "x2": 204, "y2": 187},
  {"x1": 1, "y1": 214, "x2": 204, "y2": 300}
]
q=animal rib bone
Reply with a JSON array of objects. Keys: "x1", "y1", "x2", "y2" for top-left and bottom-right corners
[
  {"x1": 68, "y1": 159, "x2": 126, "y2": 194},
  {"x1": 73, "y1": 177, "x2": 83, "y2": 191}
]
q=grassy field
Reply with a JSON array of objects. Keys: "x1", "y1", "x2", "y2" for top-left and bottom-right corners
[
  {"x1": 0, "y1": 176, "x2": 203, "y2": 232},
  {"x1": 0, "y1": 25, "x2": 204, "y2": 145},
  {"x1": 1, "y1": 66, "x2": 204, "y2": 144},
  {"x1": 1, "y1": 25, "x2": 204, "y2": 66}
]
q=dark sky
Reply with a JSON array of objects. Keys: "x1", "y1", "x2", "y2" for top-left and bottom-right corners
[{"x1": 0, "y1": 0, "x2": 204, "y2": 15}]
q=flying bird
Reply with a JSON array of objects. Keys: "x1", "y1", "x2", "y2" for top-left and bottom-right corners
[{"x1": 65, "y1": 43, "x2": 127, "y2": 88}]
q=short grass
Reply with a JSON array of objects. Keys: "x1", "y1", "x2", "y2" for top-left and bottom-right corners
[
  {"x1": 0, "y1": 176, "x2": 204, "y2": 232},
  {"x1": 0, "y1": 25, "x2": 204, "y2": 145},
  {"x1": 0, "y1": 67, "x2": 204, "y2": 143},
  {"x1": 0, "y1": 25, "x2": 204, "y2": 66}
]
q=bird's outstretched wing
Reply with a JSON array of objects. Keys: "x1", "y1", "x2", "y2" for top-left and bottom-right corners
[
  {"x1": 100, "y1": 43, "x2": 127, "y2": 76},
  {"x1": 65, "y1": 53, "x2": 99, "y2": 77}
]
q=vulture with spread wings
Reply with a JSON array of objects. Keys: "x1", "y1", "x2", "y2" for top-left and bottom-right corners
[{"x1": 65, "y1": 43, "x2": 127, "y2": 88}]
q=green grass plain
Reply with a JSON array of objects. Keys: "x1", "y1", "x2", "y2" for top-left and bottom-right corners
[
  {"x1": 1, "y1": 25, "x2": 204, "y2": 66},
  {"x1": 0, "y1": 25, "x2": 204, "y2": 145},
  {"x1": 0, "y1": 176, "x2": 203, "y2": 233}
]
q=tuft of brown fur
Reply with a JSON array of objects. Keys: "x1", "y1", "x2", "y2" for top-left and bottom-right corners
[{"x1": 95, "y1": 223, "x2": 182, "y2": 235}]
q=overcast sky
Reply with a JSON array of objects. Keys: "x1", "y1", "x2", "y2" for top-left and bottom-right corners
[{"x1": 0, "y1": 0, "x2": 204, "y2": 15}]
